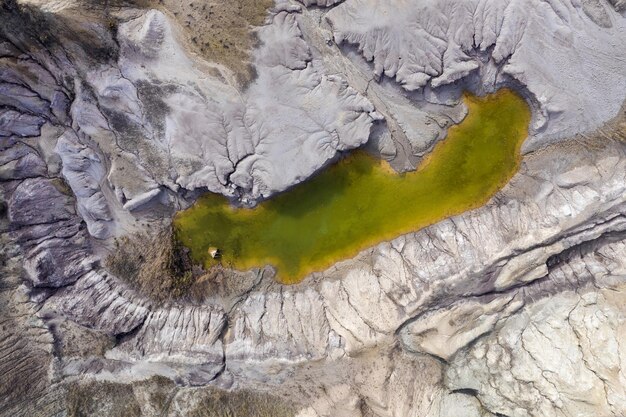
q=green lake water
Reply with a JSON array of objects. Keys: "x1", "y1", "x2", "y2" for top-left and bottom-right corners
[{"x1": 174, "y1": 89, "x2": 531, "y2": 283}]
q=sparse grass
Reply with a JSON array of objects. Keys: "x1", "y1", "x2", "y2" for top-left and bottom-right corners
[
  {"x1": 177, "y1": 388, "x2": 297, "y2": 417},
  {"x1": 56, "y1": 320, "x2": 114, "y2": 358},
  {"x1": 51, "y1": 178, "x2": 73, "y2": 196},
  {"x1": 2, "y1": 0, "x2": 273, "y2": 86},
  {"x1": 615, "y1": 105, "x2": 626, "y2": 143},
  {"x1": 105, "y1": 227, "x2": 199, "y2": 302},
  {"x1": 65, "y1": 380, "x2": 141, "y2": 417},
  {"x1": 63, "y1": 379, "x2": 296, "y2": 417},
  {"x1": 135, "y1": 0, "x2": 274, "y2": 87}
]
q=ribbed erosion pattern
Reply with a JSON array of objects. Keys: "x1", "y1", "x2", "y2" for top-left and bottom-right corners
[{"x1": 174, "y1": 89, "x2": 531, "y2": 283}]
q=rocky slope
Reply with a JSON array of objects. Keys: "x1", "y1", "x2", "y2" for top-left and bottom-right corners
[{"x1": 1, "y1": 0, "x2": 625, "y2": 416}]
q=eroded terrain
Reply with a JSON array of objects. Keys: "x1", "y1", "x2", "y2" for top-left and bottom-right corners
[
  {"x1": 1, "y1": 0, "x2": 625, "y2": 416},
  {"x1": 175, "y1": 90, "x2": 530, "y2": 282}
]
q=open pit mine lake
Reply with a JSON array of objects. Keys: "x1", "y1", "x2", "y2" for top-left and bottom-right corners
[{"x1": 174, "y1": 89, "x2": 531, "y2": 283}]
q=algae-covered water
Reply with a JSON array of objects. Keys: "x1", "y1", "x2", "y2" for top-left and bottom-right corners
[{"x1": 174, "y1": 89, "x2": 531, "y2": 283}]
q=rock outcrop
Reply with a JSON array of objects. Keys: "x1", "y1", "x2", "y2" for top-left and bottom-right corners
[{"x1": 1, "y1": 0, "x2": 625, "y2": 416}]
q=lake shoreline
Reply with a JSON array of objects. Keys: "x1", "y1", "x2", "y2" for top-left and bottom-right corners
[{"x1": 174, "y1": 89, "x2": 532, "y2": 283}]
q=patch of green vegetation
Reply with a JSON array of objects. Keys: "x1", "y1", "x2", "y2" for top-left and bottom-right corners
[{"x1": 174, "y1": 89, "x2": 531, "y2": 283}]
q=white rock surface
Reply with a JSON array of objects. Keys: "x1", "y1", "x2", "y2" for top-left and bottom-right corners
[
  {"x1": 447, "y1": 271, "x2": 626, "y2": 417},
  {"x1": 1, "y1": 0, "x2": 626, "y2": 416},
  {"x1": 105, "y1": 8, "x2": 380, "y2": 203},
  {"x1": 13, "y1": 129, "x2": 619, "y2": 417},
  {"x1": 326, "y1": 0, "x2": 626, "y2": 148},
  {"x1": 55, "y1": 131, "x2": 112, "y2": 238}
]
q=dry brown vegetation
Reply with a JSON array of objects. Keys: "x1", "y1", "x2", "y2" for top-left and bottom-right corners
[
  {"x1": 11, "y1": 0, "x2": 274, "y2": 86},
  {"x1": 135, "y1": 0, "x2": 274, "y2": 86},
  {"x1": 615, "y1": 103, "x2": 626, "y2": 143},
  {"x1": 105, "y1": 225, "x2": 266, "y2": 304},
  {"x1": 64, "y1": 377, "x2": 297, "y2": 417},
  {"x1": 105, "y1": 227, "x2": 200, "y2": 303},
  {"x1": 65, "y1": 380, "x2": 145, "y2": 417},
  {"x1": 181, "y1": 388, "x2": 297, "y2": 417}
]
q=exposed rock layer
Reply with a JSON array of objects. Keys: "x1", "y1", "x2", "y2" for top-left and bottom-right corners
[{"x1": 1, "y1": 0, "x2": 626, "y2": 416}]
